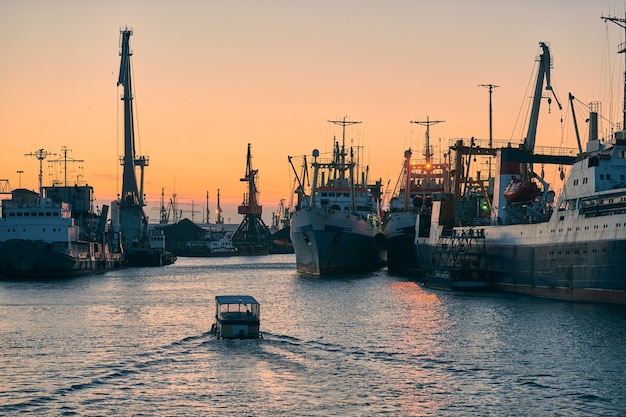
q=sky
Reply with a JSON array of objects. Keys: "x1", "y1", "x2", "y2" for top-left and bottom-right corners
[{"x1": 1, "y1": 0, "x2": 625, "y2": 225}]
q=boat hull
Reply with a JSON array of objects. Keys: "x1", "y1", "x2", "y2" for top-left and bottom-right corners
[
  {"x1": 125, "y1": 248, "x2": 176, "y2": 267},
  {"x1": 0, "y1": 239, "x2": 123, "y2": 279},
  {"x1": 416, "y1": 221, "x2": 626, "y2": 304},
  {"x1": 290, "y1": 209, "x2": 386, "y2": 275},
  {"x1": 384, "y1": 211, "x2": 420, "y2": 275}
]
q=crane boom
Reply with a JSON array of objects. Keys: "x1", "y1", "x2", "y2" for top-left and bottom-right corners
[{"x1": 524, "y1": 42, "x2": 561, "y2": 153}]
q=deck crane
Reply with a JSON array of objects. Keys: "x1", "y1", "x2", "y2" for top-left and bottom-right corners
[
  {"x1": 231, "y1": 143, "x2": 271, "y2": 253},
  {"x1": 523, "y1": 42, "x2": 562, "y2": 163},
  {"x1": 288, "y1": 154, "x2": 309, "y2": 210}
]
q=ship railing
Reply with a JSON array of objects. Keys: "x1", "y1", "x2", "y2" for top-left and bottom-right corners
[{"x1": 448, "y1": 137, "x2": 577, "y2": 157}]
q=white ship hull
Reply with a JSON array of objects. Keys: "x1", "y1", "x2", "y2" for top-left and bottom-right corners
[{"x1": 416, "y1": 200, "x2": 626, "y2": 304}]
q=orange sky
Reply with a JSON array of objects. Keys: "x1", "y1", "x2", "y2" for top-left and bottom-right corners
[{"x1": 1, "y1": 1, "x2": 625, "y2": 224}]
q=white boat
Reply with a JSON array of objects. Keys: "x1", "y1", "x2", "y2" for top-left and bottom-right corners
[
  {"x1": 211, "y1": 295, "x2": 261, "y2": 339},
  {"x1": 290, "y1": 118, "x2": 386, "y2": 275},
  {"x1": 185, "y1": 235, "x2": 238, "y2": 257}
]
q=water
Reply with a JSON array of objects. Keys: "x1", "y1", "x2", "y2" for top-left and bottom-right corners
[{"x1": 1, "y1": 255, "x2": 626, "y2": 416}]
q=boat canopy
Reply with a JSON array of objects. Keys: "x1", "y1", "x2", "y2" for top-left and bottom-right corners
[{"x1": 215, "y1": 295, "x2": 259, "y2": 305}]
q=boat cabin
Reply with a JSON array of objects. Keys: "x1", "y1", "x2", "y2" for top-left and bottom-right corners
[{"x1": 212, "y1": 295, "x2": 261, "y2": 339}]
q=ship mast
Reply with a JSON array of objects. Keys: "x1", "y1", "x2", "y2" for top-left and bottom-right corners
[
  {"x1": 479, "y1": 83, "x2": 499, "y2": 178},
  {"x1": 25, "y1": 148, "x2": 56, "y2": 197},
  {"x1": 409, "y1": 117, "x2": 444, "y2": 209},
  {"x1": 410, "y1": 117, "x2": 444, "y2": 166},
  {"x1": 327, "y1": 117, "x2": 361, "y2": 180},
  {"x1": 602, "y1": 14, "x2": 626, "y2": 131}
]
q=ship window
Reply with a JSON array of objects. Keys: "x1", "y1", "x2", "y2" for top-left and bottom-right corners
[
  {"x1": 622, "y1": 175, "x2": 625, "y2": 182},
  {"x1": 574, "y1": 179, "x2": 579, "y2": 185},
  {"x1": 17, "y1": 213, "x2": 23, "y2": 217},
  {"x1": 46, "y1": 212, "x2": 52, "y2": 216},
  {"x1": 583, "y1": 178, "x2": 588, "y2": 184},
  {"x1": 600, "y1": 174, "x2": 605, "y2": 180},
  {"x1": 607, "y1": 174, "x2": 611, "y2": 180}
]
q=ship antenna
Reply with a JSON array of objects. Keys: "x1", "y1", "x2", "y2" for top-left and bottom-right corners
[
  {"x1": 327, "y1": 117, "x2": 361, "y2": 180},
  {"x1": 25, "y1": 148, "x2": 57, "y2": 197},
  {"x1": 479, "y1": 83, "x2": 499, "y2": 178},
  {"x1": 410, "y1": 117, "x2": 445, "y2": 165}
]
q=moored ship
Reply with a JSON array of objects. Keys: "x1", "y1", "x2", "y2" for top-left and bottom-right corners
[
  {"x1": 290, "y1": 118, "x2": 386, "y2": 275},
  {"x1": 384, "y1": 119, "x2": 448, "y2": 275},
  {"x1": 416, "y1": 29, "x2": 626, "y2": 304},
  {"x1": 0, "y1": 184, "x2": 124, "y2": 279}
]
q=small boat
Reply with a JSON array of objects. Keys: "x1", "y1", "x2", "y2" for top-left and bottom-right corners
[
  {"x1": 211, "y1": 295, "x2": 261, "y2": 339},
  {"x1": 503, "y1": 176, "x2": 540, "y2": 203},
  {"x1": 184, "y1": 235, "x2": 239, "y2": 257}
]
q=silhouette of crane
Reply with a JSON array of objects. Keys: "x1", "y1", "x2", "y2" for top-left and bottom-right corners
[{"x1": 231, "y1": 143, "x2": 271, "y2": 254}]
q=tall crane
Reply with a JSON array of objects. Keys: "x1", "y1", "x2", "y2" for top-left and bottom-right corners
[
  {"x1": 524, "y1": 42, "x2": 562, "y2": 154},
  {"x1": 116, "y1": 27, "x2": 150, "y2": 250},
  {"x1": 231, "y1": 143, "x2": 271, "y2": 253},
  {"x1": 113, "y1": 28, "x2": 174, "y2": 266}
]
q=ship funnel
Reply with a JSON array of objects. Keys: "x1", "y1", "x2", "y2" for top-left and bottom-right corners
[{"x1": 588, "y1": 110, "x2": 598, "y2": 143}]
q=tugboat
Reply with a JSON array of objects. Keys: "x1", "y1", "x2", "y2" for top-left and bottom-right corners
[
  {"x1": 290, "y1": 118, "x2": 386, "y2": 275},
  {"x1": 112, "y1": 27, "x2": 175, "y2": 267}
]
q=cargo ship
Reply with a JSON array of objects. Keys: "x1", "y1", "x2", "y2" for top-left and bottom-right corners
[
  {"x1": 290, "y1": 118, "x2": 386, "y2": 275},
  {"x1": 0, "y1": 183, "x2": 123, "y2": 279},
  {"x1": 416, "y1": 31, "x2": 626, "y2": 304}
]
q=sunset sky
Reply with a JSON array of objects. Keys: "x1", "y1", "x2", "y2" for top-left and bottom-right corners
[{"x1": 1, "y1": 0, "x2": 625, "y2": 224}]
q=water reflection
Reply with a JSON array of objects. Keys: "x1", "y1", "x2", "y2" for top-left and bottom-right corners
[{"x1": 1, "y1": 256, "x2": 625, "y2": 415}]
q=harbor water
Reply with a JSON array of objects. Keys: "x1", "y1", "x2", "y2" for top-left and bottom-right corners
[{"x1": 1, "y1": 255, "x2": 626, "y2": 416}]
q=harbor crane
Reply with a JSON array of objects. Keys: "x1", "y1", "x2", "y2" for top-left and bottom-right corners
[{"x1": 231, "y1": 143, "x2": 271, "y2": 253}]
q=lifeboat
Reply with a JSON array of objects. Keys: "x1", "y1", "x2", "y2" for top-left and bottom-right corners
[{"x1": 503, "y1": 177, "x2": 540, "y2": 203}]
